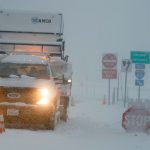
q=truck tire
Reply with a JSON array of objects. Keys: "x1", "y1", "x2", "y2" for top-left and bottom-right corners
[
  {"x1": 45, "y1": 111, "x2": 56, "y2": 130},
  {"x1": 50, "y1": 112, "x2": 56, "y2": 130},
  {"x1": 60, "y1": 96, "x2": 69, "y2": 121},
  {"x1": 61, "y1": 108, "x2": 68, "y2": 122}
]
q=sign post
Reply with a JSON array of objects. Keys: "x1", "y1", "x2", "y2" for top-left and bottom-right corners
[
  {"x1": 121, "y1": 59, "x2": 132, "y2": 107},
  {"x1": 102, "y1": 53, "x2": 117, "y2": 105},
  {"x1": 138, "y1": 86, "x2": 140, "y2": 102},
  {"x1": 108, "y1": 79, "x2": 110, "y2": 105},
  {"x1": 130, "y1": 51, "x2": 147, "y2": 102},
  {"x1": 135, "y1": 65, "x2": 145, "y2": 102}
]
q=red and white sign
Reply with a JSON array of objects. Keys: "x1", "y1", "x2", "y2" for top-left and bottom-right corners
[
  {"x1": 102, "y1": 54, "x2": 117, "y2": 69},
  {"x1": 102, "y1": 69, "x2": 117, "y2": 79},
  {"x1": 102, "y1": 53, "x2": 117, "y2": 79},
  {"x1": 122, "y1": 106, "x2": 150, "y2": 132}
]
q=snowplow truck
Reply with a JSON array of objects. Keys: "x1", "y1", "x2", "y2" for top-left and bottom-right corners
[
  {"x1": 0, "y1": 9, "x2": 72, "y2": 129},
  {"x1": 0, "y1": 54, "x2": 60, "y2": 130}
]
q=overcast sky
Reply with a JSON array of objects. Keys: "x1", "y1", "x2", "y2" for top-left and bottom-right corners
[{"x1": 0, "y1": 0, "x2": 150, "y2": 98}]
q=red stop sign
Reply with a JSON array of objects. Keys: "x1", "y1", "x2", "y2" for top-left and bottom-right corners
[
  {"x1": 122, "y1": 106, "x2": 150, "y2": 132},
  {"x1": 102, "y1": 54, "x2": 117, "y2": 68}
]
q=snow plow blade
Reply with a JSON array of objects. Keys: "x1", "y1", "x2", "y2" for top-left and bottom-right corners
[{"x1": 0, "y1": 104, "x2": 55, "y2": 130}]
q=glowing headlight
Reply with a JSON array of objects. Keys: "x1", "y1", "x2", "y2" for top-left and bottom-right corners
[
  {"x1": 37, "y1": 88, "x2": 50, "y2": 105},
  {"x1": 40, "y1": 89, "x2": 49, "y2": 97},
  {"x1": 37, "y1": 98, "x2": 49, "y2": 105},
  {"x1": 67, "y1": 79, "x2": 72, "y2": 83}
]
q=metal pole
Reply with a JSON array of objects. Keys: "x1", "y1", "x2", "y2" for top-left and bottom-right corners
[
  {"x1": 112, "y1": 87, "x2": 115, "y2": 104},
  {"x1": 124, "y1": 60, "x2": 130, "y2": 107},
  {"x1": 124, "y1": 70, "x2": 128, "y2": 107},
  {"x1": 138, "y1": 85, "x2": 141, "y2": 102},
  {"x1": 117, "y1": 73, "x2": 119, "y2": 101},
  {"x1": 108, "y1": 79, "x2": 111, "y2": 105}
]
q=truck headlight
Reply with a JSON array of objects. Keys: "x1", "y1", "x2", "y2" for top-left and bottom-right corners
[
  {"x1": 37, "y1": 88, "x2": 52, "y2": 105},
  {"x1": 67, "y1": 79, "x2": 72, "y2": 83},
  {"x1": 37, "y1": 98, "x2": 49, "y2": 105}
]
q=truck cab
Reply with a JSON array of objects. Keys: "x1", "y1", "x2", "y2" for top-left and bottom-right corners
[{"x1": 0, "y1": 54, "x2": 60, "y2": 129}]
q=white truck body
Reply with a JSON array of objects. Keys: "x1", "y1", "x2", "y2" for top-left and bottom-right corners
[
  {"x1": 0, "y1": 9, "x2": 63, "y2": 34},
  {"x1": 0, "y1": 9, "x2": 64, "y2": 55}
]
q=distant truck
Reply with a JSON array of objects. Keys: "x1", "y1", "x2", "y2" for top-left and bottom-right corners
[{"x1": 0, "y1": 9, "x2": 72, "y2": 129}]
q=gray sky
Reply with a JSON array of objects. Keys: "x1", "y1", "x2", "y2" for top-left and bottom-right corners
[{"x1": 0, "y1": 0, "x2": 150, "y2": 98}]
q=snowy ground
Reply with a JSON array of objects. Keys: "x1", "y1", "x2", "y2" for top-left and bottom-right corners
[{"x1": 0, "y1": 99, "x2": 149, "y2": 150}]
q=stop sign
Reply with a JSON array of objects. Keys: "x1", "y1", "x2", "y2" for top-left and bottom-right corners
[
  {"x1": 102, "y1": 54, "x2": 117, "y2": 69},
  {"x1": 122, "y1": 106, "x2": 150, "y2": 132}
]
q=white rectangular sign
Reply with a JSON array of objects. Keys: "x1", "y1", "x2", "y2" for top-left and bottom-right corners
[
  {"x1": 0, "y1": 9, "x2": 63, "y2": 34},
  {"x1": 121, "y1": 59, "x2": 132, "y2": 72}
]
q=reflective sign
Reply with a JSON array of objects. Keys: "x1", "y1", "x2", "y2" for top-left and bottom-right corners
[
  {"x1": 135, "y1": 70, "x2": 145, "y2": 79},
  {"x1": 135, "y1": 80, "x2": 144, "y2": 86},
  {"x1": 121, "y1": 59, "x2": 132, "y2": 72},
  {"x1": 131, "y1": 51, "x2": 150, "y2": 64},
  {"x1": 135, "y1": 64, "x2": 145, "y2": 70}
]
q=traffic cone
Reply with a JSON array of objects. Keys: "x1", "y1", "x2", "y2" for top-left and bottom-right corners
[
  {"x1": 0, "y1": 111, "x2": 5, "y2": 133},
  {"x1": 102, "y1": 94, "x2": 107, "y2": 105}
]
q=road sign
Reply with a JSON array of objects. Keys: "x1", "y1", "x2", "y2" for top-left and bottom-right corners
[
  {"x1": 102, "y1": 69, "x2": 117, "y2": 79},
  {"x1": 131, "y1": 51, "x2": 149, "y2": 63},
  {"x1": 122, "y1": 106, "x2": 150, "y2": 132},
  {"x1": 121, "y1": 59, "x2": 132, "y2": 72},
  {"x1": 135, "y1": 70, "x2": 145, "y2": 79},
  {"x1": 102, "y1": 53, "x2": 117, "y2": 79},
  {"x1": 135, "y1": 64, "x2": 145, "y2": 70},
  {"x1": 135, "y1": 80, "x2": 144, "y2": 86},
  {"x1": 102, "y1": 53, "x2": 117, "y2": 69},
  {"x1": 131, "y1": 51, "x2": 150, "y2": 64}
]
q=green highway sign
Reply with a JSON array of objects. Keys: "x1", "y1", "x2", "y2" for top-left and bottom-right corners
[{"x1": 130, "y1": 51, "x2": 150, "y2": 64}]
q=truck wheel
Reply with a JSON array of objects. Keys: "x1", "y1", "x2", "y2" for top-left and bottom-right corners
[
  {"x1": 61, "y1": 108, "x2": 68, "y2": 122},
  {"x1": 60, "y1": 96, "x2": 69, "y2": 122},
  {"x1": 50, "y1": 112, "x2": 57, "y2": 130},
  {"x1": 45, "y1": 111, "x2": 56, "y2": 130}
]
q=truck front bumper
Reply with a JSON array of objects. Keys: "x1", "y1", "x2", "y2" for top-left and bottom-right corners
[{"x1": 0, "y1": 104, "x2": 54, "y2": 129}]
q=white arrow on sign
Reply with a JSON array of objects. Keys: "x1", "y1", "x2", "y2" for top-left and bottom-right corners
[{"x1": 121, "y1": 59, "x2": 132, "y2": 72}]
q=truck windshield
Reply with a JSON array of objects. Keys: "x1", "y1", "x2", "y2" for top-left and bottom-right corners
[{"x1": 0, "y1": 63, "x2": 50, "y2": 79}]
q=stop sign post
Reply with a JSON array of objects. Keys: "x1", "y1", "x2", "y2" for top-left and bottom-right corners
[
  {"x1": 102, "y1": 53, "x2": 117, "y2": 79},
  {"x1": 102, "y1": 53, "x2": 117, "y2": 105}
]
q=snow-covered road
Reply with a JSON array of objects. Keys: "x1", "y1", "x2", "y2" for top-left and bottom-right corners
[{"x1": 0, "y1": 99, "x2": 149, "y2": 150}]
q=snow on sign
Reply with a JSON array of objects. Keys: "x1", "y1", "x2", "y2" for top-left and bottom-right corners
[
  {"x1": 102, "y1": 53, "x2": 117, "y2": 79},
  {"x1": 122, "y1": 106, "x2": 150, "y2": 133}
]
